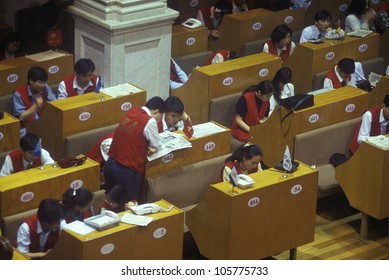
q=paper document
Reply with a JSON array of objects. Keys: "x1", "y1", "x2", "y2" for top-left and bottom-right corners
[
  {"x1": 101, "y1": 83, "x2": 143, "y2": 98},
  {"x1": 347, "y1": 29, "x2": 373, "y2": 38},
  {"x1": 26, "y1": 50, "x2": 66, "y2": 61},
  {"x1": 192, "y1": 122, "x2": 227, "y2": 138},
  {"x1": 147, "y1": 131, "x2": 192, "y2": 161},
  {"x1": 64, "y1": 220, "x2": 95, "y2": 235},
  {"x1": 121, "y1": 213, "x2": 154, "y2": 226},
  {"x1": 368, "y1": 72, "x2": 382, "y2": 87},
  {"x1": 365, "y1": 135, "x2": 389, "y2": 150},
  {"x1": 307, "y1": 87, "x2": 332, "y2": 96}
]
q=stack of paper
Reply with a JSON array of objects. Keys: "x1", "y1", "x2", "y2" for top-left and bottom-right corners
[{"x1": 147, "y1": 131, "x2": 192, "y2": 161}]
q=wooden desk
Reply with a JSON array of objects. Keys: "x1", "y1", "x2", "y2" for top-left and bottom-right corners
[
  {"x1": 27, "y1": 89, "x2": 146, "y2": 159},
  {"x1": 145, "y1": 122, "x2": 230, "y2": 176},
  {"x1": 43, "y1": 200, "x2": 184, "y2": 260},
  {"x1": 0, "y1": 158, "x2": 100, "y2": 218},
  {"x1": 0, "y1": 50, "x2": 74, "y2": 97},
  {"x1": 172, "y1": 53, "x2": 281, "y2": 124},
  {"x1": 336, "y1": 136, "x2": 389, "y2": 220},
  {"x1": 186, "y1": 162, "x2": 318, "y2": 260},
  {"x1": 250, "y1": 86, "x2": 369, "y2": 167},
  {"x1": 369, "y1": 76, "x2": 389, "y2": 108},
  {"x1": 208, "y1": 8, "x2": 305, "y2": 55},
  {"x1": 0, "y1": 112, "x2": 20, "y2": 153},
  {"x1": 286, "y1": 33, "x2": 380, "y2": 93},
  {"x1": 304, "y1": 0, "x2": 348, "y2": 26},
  {"x1": 171, "y1": 25, "x2": 208, "y2": 57}
]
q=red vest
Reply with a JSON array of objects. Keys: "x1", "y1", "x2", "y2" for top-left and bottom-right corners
[
  {"x1": 108, "y1": 107, "x2": 151, "y2": 174},
  {"x1": 62, "y1": 74, "x2": 97, "y2": 97},
  {"x1": 24, "y1": 215, "x2": 60, "y2": 253},
  {"x1": 349, "y1": 107, "x2": 383, "y2": 154},
  {"x1": 231, "y1": 92, "x2": 269, "y2": 143},
  {"x1": 199, "y1": 6, "x2": 214, "y2": 30},
  {"x1": 9, "y1": 149, "x2": 42, "y2": 173},
  {"x1": 203, "y1": 50, "x2": 229, "y2": 65},
  {"x1": 86, "y1": 132, "x2": 114, "y2": 167},
  {"x1": 219, "y1": 160, "x2": 258, "y2": 182},
  {"x1": 266, "y1": 40, "x2": 292, "y2": 61},
  {"x1": 325, "y1": 68, "x2": 344, "y2": 89},
  {"x1": 14, "y1": 85, "x2": 48, "y2": 127},
  {"x1": 170, "y1": 59, "x2": 183, "y2": 83}
]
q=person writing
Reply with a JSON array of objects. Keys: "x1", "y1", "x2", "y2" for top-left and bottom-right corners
[
  {"x1": 231, "y1": 80, "x2": 274, "y2": 143},
  {"x1": 269, "y1": 67, "x2": 294, "y2": 116},
  {"x1": 100, "y1": 185, "x2": 129, "y2": 213}
]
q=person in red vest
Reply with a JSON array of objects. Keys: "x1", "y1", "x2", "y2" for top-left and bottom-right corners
[
  {"x1": 170, "y1": 58, "x2": 188, "y2": 90},
  {"x1": 263, "y1": 24, "x2": 295, "y2": 62},
  {"x1": 0, "y1": 133, "x2": 54, "y2": 177},
  {"x1": 323, "y1": 58, "x2": 356, "y2": 89},
  {"x1": 57, "y1": 58, "x2": 97, "y2": 99},
  {"x1": 60, "y1": 187, "x2": 94, "y2": 223},
  {"x1": 17, "y1": 198, "x2": 65, "y2": 259},
  {"x1": 231, "y1": 80, "x2": 274, "y2": 143},
  {"x1": 12, "y1": 66, "x2": 56, "y2": 137},
  {"x1": 349, "y1": 93, "x2": 389, "y2": 154},
  {"x1": 0, "y1": 32, "x2": 26, "y2": 61},
  {"x1": 203, "y1": 50, "x2": 237, "y2": 65},
  {"x1": 220, "y1": 143, "x2": 263, "y2": 182},
  {"x1": 104, "y1": 97, "x2": 166, "y2": 203}
]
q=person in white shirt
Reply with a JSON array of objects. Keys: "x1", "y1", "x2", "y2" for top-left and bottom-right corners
[
  {"x1": 345, "y1": 0, "x2": 377, "y2": 32},
  {"x1": 269, "y1": 67, "x2": 294, "y2": 116},
  {"x1": 323, "y1": 58, "x2": 367, "y2": 89},
  {"x1": 300, "y1": 10, "x2": 332, "y2": 43},
  {"x1": 169, "y1": 58, "x2": 188, "y2": 90},
  {"x1": 263, "y1": 24, "x2": 295, "y2": 62}
]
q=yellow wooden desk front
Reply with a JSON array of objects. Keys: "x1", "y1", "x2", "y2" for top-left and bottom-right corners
[
  {"x1": 336, "y1": 136, "x2": 389, "y2": 220},
  {"x1": 250, "y1": 86, "x2": 369, "y2": 167},
  {"x1": 368, "y1": 76, "x2": 389, "y2": 108},
  {"x1": 27, "y1": 89, "x2": 146, "y2": 159},
  {"x1": 171, "y1": 25, "x2": 208, "y2": 57},
  {"x1": 0, "y1": 158, "x2": 100, "y2": 217},
  {"x1": 186, "y1": 162, "x2": 318, "y2": 260},
  {"x1": 43, "y1": 200, "x2": 184, "y2": 260},
  {"x1": 0, "y1": 112, "x2": 20, "y2": 153}
]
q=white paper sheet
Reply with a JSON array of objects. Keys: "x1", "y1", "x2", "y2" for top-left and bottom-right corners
[
  {"x1": 101, "y1": 83, "x2": 142, "y2": 98},
  {"x1": 63, "y1": 220, "x2": 95, "y2": 235},
  {"x1": 192, "y1": 122, "x2": 227, "y2": 138},
  {"x1": 121, "y1": 213, "x2": 154, "y2": 226}
]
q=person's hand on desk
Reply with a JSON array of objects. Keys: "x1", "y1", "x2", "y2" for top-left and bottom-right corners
[
  {"x1": 147, "y1": 146, "x2": 157, "y2": 155},
  {"x1": 210, "y1": 30, "x2": 221, "y2": 39}
]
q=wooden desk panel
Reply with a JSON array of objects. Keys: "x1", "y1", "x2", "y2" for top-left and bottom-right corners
[
  {"x1": 172, "y1": 53, "x2": 281, "y2": 124},
  {"x1": 27, "y1": 89, "x2": 146, "y2": 159},
  {"x1": 336, "y1": 137, "x2": 389, "y2": 219},
  {"x1": 44, "y1": 200, "x2": 184, "y2": 260},
  {"x1": 171, "y1": 25, "x2": 208, "y2": 57},
  {"x1": 186, "y1": 162, "x2": 318, "y2": 260},
  {"x1": 0, "y1": 158, "x2": 100, "y2": 217},
  {"x1": 369, "y1": 76, "x2": 389, "y2": 108},
  {"x1": 0, "y1": 112, "x2": 20, "y2": 153},
  {"x1": 250, "y1": 86, "x2": 369, "y2": 167},
  {"x1": 0, "y1": 57, "x2": 34, "y2": 97},
  {"x1": 304, "y1": 0, "x2": 348, "y2": 26},
  {"x1": 145, "y1": 122, "x2": 230, "y2": 176}
]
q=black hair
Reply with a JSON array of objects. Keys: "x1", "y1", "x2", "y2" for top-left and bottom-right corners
[
  {"x1": 74, "y1": 58, "x2": 96, "y2": 75},
  {"x1": 225, "y1": 144, "x2": 263, "y2": 163},
  {"x1": 145, "y1": 96, "x2": 166, "y2": 113},
  {"x1": 314, "y1": 10, "x2": 332, "y2": 22},
  {"x1": 271, "y1": 67, "x2": 292, "y2": 102},
  {"x1": 106, "y1": 185, "x2": 129, "y2": 205},
  {"x1": 165, "y1": 96, "x2": 184, "y2": 114},
  {"x1": 346, "y1": 0, "x2": 370, "y2": 18},
  {"x1": 243, "y1": 80, "x2": 274, "y2": 95},
  {"x1": 215, "y1": 0, "x2": 233, "y2": 15},
  {"x1": 338, "y1": 58, "x2": 355, "y2": 74},
  {"x1": 37, "y1": 198, "x2": 64, "y2": 225},
  {"x1": 27, "y1": 66, "x2": 48, "y2": 84},
  {"x1": 229, "y1": 50, "x2": 237, "y2": 60},
  {"x1": 2, "y1": 32, "x2": 23, "y2": 50},
  {"x1": 384, "y1": 93, "x2": 389, "y2": 107},
  {"x1": 19, "y1": 133, "x2": 39, "y2": 151},
  {"x1": 270, "y1": 24, "x2": 293, "y2": 44},
  {"x1": 0, "y1": 236, "x2": 13, "y2": 260},
  {"x1": 62, "y1": 188, "x2": 93, "y2": 212}
]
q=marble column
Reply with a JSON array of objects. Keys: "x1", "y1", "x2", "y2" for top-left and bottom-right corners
[{"x1": 69, "y1": 0, "x2": 178, "y2": 99}]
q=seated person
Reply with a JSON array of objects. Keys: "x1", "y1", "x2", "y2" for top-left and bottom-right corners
[
  {"x1": 300, "y1": 10, "x2": 332, "y2": 43},
  {"x1": 323, "y1": 58, "x2": 358, "y2": 89},
  {"x1": 57, "y1": 58, "x2": 97, "y2": 99},
  {"x1": 0, "y1": 133, "x2": 54, "y2": 177},
  {"x1": 203, "y1": 50, "x2": 237, "y2": 65},
  {"x1": 60, "y1": 187, "x2": 94, "y2": 223},
  {"x1": 0, "y1": 32, "x2": 26, "y2": 60},
  {"x1": 349, "y1": 93, "x2": 389, "y2": 154},
  {"x1": 12, "y1": 66, "x2": 56, "y2": 137},
  {"x1": 100, "y1": 184, "x2": 129, "y2": 213},
  {"x1": 158, "y1": 96, "x2": 193, "y2": 137},
  {"x1": 86, "y1": 132, "x2": 114, "y2": 171},
  {"x1": 231, "y1": 80, "x2": 274, "y2": 143},
  {"x1": 345, "y1": 0, "x2": 377, "y2": 32},
  {"x1": 170, "y1": 58, "x2": 188, "y2": 90},
  {"x1": 269, "y1": 67, "x2": 294, "y2": 115},
  {"x1": 197, "y1": 0, "x2": 233, "y2": 39},
  {"x1": 263, "y1": 24, "x2": 295, "y2": 62},
  {"x1": 17, "y1": 198, "x2": 65, "y2": 259},
  {"x1": 220, "y1": 143, "x2": 263, "y2": 182},
  {"x1": 0, "y1": 236, "x2": 13, "y2": 260}
]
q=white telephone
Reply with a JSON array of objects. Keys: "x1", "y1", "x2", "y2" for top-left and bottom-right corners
[
  {"x1": 83, "y1": 209, "x2": 120, "y2": 231},
  {"x1": 130, "y1": 203, "x2": 173, "y2": 215},
  {"x1": 237, "y1": 174, "x2": 255, "y2": 189},
  {"x1": 181, "y1": 18, "x2": 203, "y2": 29}
]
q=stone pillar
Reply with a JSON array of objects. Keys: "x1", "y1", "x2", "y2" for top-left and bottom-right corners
[{"x1": 69, "y1": 0, "x2": 178, "y2": 99}]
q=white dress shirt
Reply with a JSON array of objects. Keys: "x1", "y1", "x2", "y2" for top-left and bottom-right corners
[
  {"x1": 141, "y1": 106, "x2": 161, "y2": 150},
  {"x1": 357, "y1": 108, "x2": 389, "y2": 144}
]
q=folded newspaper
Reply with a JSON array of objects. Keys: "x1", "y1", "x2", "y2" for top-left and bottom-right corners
[{"x1": 147, "y1": 131, "x2": 192, "y2": 161}]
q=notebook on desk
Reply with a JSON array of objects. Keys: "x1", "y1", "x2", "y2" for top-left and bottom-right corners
[{"x1": 347, "y1": 29, "x2": 373, "y2": 38}]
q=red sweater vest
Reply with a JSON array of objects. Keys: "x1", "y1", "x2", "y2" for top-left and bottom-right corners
[
  {"x1": 266, "y1": 40, "x2": 292, "y2": 61},
  {"x1": 349, "y1": 107, "x2": 382, "y2": 154},
  {"x1": 9, "y1": 149, "x2": 42, "y2": 173},
  {"x1": 203, "y1": 50, "x2": 230, "y2": 65},
  {"x1": 231, "y1": 92, "x2": 269, "y2": 142},
  {"x1": 199, "y1": 6, "x2": 214, "y2": 30},
  {"x1": 170, "y1": 60, "x2": 183, "y2": 83},
  {"x1": 86, "y1": 132, "x2": 114, "y2": 167},
  {"x1": 325, "y1": 68, "x2": 344, "y2": 89},
  {"x1": 62, "y1": 74, "x2": 97, "y2": 97},
  {"x1": 108, "y1": 107, "x2": 151, "y2": 174},
  {"x1": 24, "y1": 215, "x2": 60, "y2": 253}
]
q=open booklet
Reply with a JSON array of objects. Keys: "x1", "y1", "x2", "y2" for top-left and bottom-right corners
[{"x1": 147, "y1": 131, "x2": 192, "y2": 161}]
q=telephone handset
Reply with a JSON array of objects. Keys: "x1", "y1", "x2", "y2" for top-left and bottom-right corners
[
  {"x1": 130, "y1": 203, "x2": 173, "y2": 215},
  {"x1": 83, "y1": 209, "x2": 120, "y2": 231},
  {"x1": 237, "y1": 174, "x2": 255, "y2": 189},
  {"x1": 181, "y1": 18, "x2": 203, "y2": 29}
]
